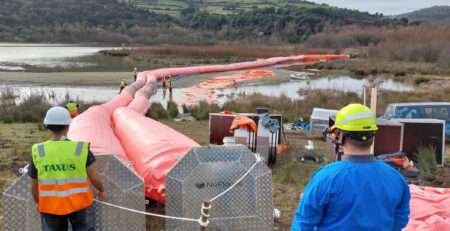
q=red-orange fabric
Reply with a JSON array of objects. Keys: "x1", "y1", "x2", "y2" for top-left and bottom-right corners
[
  {"x1": 404, "y1": 185, "x2": 450, "y2": 231},
  {"x1": 112, "y1": 107, "x2": 199, "y2": 203},
  {"x1": 230, "y1": 116, "x2": 257, "y2": 133}
]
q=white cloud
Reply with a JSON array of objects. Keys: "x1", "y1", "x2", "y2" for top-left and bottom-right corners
[{"x1": 309, "y1": 0, "x2": 450, "y2": 15}]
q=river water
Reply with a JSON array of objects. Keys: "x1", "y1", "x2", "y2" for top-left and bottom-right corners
[
  {"x1": 0, "y1": 43, "x2": 415, "y2": 107},
  {"x1": 0, "y1": 75, "x2": 414, "y2": 106},
  {"x1": 0, "y1": 43, "x2": 116, "y2": 70}
]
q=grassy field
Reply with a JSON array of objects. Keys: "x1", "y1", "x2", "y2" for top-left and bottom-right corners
[
  {"x1": 0, "y1": 123, "x2": 49, "y2": 227},
  {"x1": 0, "y1": 121, "x2": 331, "y2": 230},
  {"x1": 0, "y1": 71, "x2": 134, "y2": 86},
  {"x1": 133, "y1": 0, "x2": 320, "y2": 17}
]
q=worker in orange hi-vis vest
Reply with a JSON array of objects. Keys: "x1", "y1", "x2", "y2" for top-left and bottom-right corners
[
  {"x1": 65, "y1": 101, "x2": 79, "y2": 118},
  {"x1": 29, "y1": 106, "x2": 105, "y2": 231}
]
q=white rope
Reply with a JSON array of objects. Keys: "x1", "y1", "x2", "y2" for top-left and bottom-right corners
[
  {"x1": 94, "y1": 199, "x2": 199, "y2": 223},
  {"x1": 210, "y1": 154, "x2": 262, "y2": 202},
  {"x1": 93, "y1": 154, "x2": 262, "y2": 224}
]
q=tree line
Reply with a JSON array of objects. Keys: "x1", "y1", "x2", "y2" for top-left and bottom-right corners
[{"x1": 0, "y1": 0, "x2": 404, "y2": 44}]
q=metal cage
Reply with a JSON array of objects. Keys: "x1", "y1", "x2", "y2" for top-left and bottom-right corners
[
  {"x1": 2, "y1": 154, "x2": 145, "y2": 231},
  {"x1": 166, "y1": 146, "x2": 273, "y2": 231}
]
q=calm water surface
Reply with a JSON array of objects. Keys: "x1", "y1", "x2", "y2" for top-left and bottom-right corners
[{"x1": 0, "y1": 43, "x2": 117, "y2": 70}]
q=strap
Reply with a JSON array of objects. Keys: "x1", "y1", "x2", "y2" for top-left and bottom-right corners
[
  {"x1": 37, "y1": 144, "x2": 45, "y2": 157},
  {"x1": 74, "y1": 142, "x2": 84, "y2": 156}
]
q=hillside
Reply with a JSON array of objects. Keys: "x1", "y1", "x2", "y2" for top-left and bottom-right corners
[
  {"x1": 397, "y1": 6, "x2": 450, "y2": 24},
  {"x1": 0, "y1": 0, "x2": 177, "y2": 43},
  {"x1": 0, "y1": 0, "x2": 399, "y2": 44},
  {"x1": 132, "y1": 0, "x2": 321, "y2": 16}
]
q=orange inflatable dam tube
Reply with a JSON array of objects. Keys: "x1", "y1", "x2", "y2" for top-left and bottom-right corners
[
  {"x1": 68, "y1": 86, "x2": 137, "y2": 160},
  {"x1": 112, "y1": 107, "x2": 200, "y2": 203},
  {"x1": 136, "y1": 54, "x2": 349, "y2": 83}
]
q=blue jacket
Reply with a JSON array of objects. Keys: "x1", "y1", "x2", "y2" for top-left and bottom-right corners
[{"x1": 291, "y1": 155, "x2": 410, "y2": 231}]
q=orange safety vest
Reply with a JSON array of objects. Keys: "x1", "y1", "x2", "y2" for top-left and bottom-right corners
[
  {"x1": 31, "y1": 141, "x2": 93, "y2": 215},
  {"x1": 66, "y1": 102, "x2": 79, "y2": 118}
]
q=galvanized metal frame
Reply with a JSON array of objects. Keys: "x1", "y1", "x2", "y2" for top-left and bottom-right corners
[
  {"x1": 166, "y1": 146, "x2": 273, "y2": 231},
  {"x1": 2, "y1": 154, "x2": 145, "y2": 231}
]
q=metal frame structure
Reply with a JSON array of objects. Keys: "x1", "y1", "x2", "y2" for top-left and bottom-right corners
[
  {"x1": 166, "y1": 146, "x2": 273, "y2": 231},
  {"x1": 2, "y1": 154, "x2": 145, "y2": 230}
]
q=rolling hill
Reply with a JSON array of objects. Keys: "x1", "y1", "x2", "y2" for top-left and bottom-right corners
[
  {"x1": 0, "y1": 0, "x2": 400, "y2": 44},
  {"x1": 397, "y1": 6, "x2": 450, "y2": 24},
  {"x1": 132, "y1": 0, "x2": 322, "y2": 17}
]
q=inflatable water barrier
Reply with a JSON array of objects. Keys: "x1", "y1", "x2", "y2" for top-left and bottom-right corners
[
  {"x1": 67, "y1": 53, "x2": 450, "y2": 231},
  {"x1": 68, "y1": 54, "x2": 350, "y2": 203}
]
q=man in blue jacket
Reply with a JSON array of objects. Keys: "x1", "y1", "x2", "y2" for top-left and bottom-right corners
[{"x1": 291, "y1": 104, "x2": 410, "y2": 231}]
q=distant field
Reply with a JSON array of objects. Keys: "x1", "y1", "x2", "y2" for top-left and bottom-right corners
[{"x1": 133, "y1": 0, "x2": 321, "y2": 16}]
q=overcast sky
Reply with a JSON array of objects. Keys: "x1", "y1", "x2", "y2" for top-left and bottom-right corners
[{"x1": 309, "y1": 0, "x2": 450, "y2": 15}]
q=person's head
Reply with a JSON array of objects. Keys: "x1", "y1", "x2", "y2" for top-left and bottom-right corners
[
  {"x1": 43, "y1": 106, "x2": 72, "y2": 136},
  {"x1": 331, "y1": 103, "x2": 378, "y2": 154}
]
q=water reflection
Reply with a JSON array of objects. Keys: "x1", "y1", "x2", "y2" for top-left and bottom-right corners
[
  {"x1": 220, "y1": 76, "x2": 413, "y2": 100},
  {"x1": 0, "y1": 76, "x2": 413, "y2": 107},
  {"x1": 0, "y1": 43, "x2": 117, "y2": 70}
]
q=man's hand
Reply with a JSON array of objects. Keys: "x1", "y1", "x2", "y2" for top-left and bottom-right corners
[
  {"x1": 97, "y1": 190, "x2": 105, "y2": 201},
  {"x1": 30, "y1": 177, "x2": 39, "y2": 203},
  {"x1": 87, "y1": 164, "x2": 105, "y2": 200}
]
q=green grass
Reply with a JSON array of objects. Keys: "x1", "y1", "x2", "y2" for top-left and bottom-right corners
[
  {"x1": 0, "y1": 123, "x2": 49, "y2": 227},
  {"x1": 160, "y1": 120, "x2": 210, "y2": 145}
]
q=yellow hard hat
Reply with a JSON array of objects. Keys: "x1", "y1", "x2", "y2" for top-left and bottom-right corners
[{"x1": 331, "y1": 103, "x2": 378, "y2": 132}]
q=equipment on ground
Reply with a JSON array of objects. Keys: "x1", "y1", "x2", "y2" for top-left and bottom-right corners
[
  {"x1": 383, "y1": 102, "x2": 450, "y2": 138},
  {"x1": 376, "y1": 152, "x2": 419, "y2": 184},
  {"x1": 209, "y1": 112, "x2": 282, "y2": 166},
  {"x1": 166, "y1": 146, "x2": 273, "y2": 231},
  {"x1": 392, "y1": 119, "x2": 446, "y2": 166},
  {"x1": 298, "y1": 140, "x2": 324, "y2": 163},
  {"x1": 310, "y1": 108, "x2": 337, "y2": 133},
  {"x1": 374, "y1": 120, "x2": 404, "y2": 155},
  {"x1": 2, "y1": 155, "x2": 145, "y2": 230}
]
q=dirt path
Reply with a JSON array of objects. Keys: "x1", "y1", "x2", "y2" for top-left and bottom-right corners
[{"x1": 0, "y1": 68, "x2": 296, "y2": 89}]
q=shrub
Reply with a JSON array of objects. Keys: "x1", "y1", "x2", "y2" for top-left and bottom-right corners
[
  {"x1": 416, "y1": 146, "x2": 437, "y2": 182},
  {"x1": 223, "y1": 91, "x2": 361, "y2": 122},
  {"x1": 147, "y1": 103, "x2": 168, "y2": 120},
  {"x1": 182, "y1": 104, "x2": 190, "y2": 113},
  {"x1": 167, "y1": 101, "x2": 179, "y2": 118},
  {"x1": 190, "y1": 101, "x2": 221, "y2": 120},
  {"x1": 0, "y1": 90, "x2": 50, "y2": 123},
  {"x1": 414, "y1": 77, "x2": 430, "y2": 85}
]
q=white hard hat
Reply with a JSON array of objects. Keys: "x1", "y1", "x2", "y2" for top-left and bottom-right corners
[{"x1": 43, "y1": 106, "x2": 72, "y2": 125}]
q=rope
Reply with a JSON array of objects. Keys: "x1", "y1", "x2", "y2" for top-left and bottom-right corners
[
  {"x1": 210, "y1": 154, "x2": 262, "y2": 202},
  {"x1": 94, "y1": 199, "x2": 199, "y2": 223},
  {"x1": 93, "y1": 154, "x2": 262, "y2": 225}
]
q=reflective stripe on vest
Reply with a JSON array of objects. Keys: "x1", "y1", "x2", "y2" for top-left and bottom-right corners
[
  {"x1": 37, "y1": 144, "x2": 45, "y2": 157},
  {"x1": 31, "y1": 140, "x2": 93, "y2": 215},
  {"x1": 39, "y1": 177, "x2": 88, "y2": 185},
  {"x1": 39, "y1": 186, "x2": 91, "y2": 197}
]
